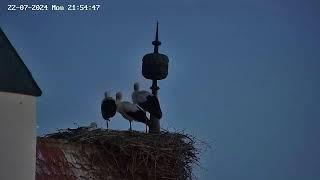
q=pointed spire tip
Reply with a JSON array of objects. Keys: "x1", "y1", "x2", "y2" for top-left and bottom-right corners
[{"x1": 152, "y1": 21, "x2": 161, "y2": 53}]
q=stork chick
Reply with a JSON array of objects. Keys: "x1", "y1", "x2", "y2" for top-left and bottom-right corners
[
  {"x1": 101, "y1": 91, "x2": 117, "y2": 129},
  {"x1": 132, "y1": 82, "x2": 162, "y2": 119},
  {"x1": 116, "y1": 91, "x2": 150, "y2": 132}
]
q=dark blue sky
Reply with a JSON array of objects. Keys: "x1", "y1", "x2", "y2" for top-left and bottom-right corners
[{"x1": 1, "y1": 0, "x2": 320, "y2": 179}]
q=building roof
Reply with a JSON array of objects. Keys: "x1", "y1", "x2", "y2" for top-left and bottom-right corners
[{"x1": 0, "y1": 27, "x2": 42, "y2": 97}]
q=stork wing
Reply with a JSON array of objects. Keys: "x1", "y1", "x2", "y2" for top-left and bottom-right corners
[
  {"x1": 121, "y1": 101, "x2": 140, "y2": 113},
  {"x1": 101, "y1": 99, "x2": 117, "y2": 119},
  {"x1": 133, "y1": 91, "x2": 151, "y2": 104}
]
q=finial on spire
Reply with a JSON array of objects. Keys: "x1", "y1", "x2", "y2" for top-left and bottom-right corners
[{"x1": 152, "y1": 21, "x2": 161, "y2": 53}]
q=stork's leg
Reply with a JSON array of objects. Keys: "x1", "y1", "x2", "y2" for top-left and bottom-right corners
[{"x1": 106, "y1": 119, "x2": 109, "y2": 130}]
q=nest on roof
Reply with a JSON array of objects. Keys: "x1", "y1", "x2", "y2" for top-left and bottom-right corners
[{"x1": 39, "y1": 127, "x2": 204, "y2": 180}]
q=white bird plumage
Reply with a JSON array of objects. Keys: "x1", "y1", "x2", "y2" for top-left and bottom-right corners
[{"x1": 116, "y1": 91, "x2": 150, "y2": 131}]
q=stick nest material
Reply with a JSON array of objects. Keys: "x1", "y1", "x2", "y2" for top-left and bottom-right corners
[{"x1": 42, "y1": 127, "x2": 204, "y2": 180}]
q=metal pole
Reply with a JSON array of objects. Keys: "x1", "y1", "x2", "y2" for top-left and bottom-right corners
[{"x1": 149, "y1": 80, "x2": 160, "y2": 134}]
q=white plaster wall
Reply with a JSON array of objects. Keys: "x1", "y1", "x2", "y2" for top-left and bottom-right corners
[{"x1": 0, "y1": 92, "x2": 37, "y2": 180}]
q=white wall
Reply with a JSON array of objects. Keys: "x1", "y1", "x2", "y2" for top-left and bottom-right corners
[{"x1": 0, "y1": 92, "x2": 37, "y2": 180}]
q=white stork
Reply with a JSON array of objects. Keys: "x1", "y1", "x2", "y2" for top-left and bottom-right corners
[
  {"x1": 132, "y1": 82, "x2": 162, "y2": 119},
  {"x1": 101, "y1": 91, "x2": 117, "y2": 129},
  {"x1": 116, "y1": 91, "x2": 150, "y2": 132}
]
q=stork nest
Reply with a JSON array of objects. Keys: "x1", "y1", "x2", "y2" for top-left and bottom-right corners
[{"x1": 41, "y1": 127, "x2": 205, "y2": 180}]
